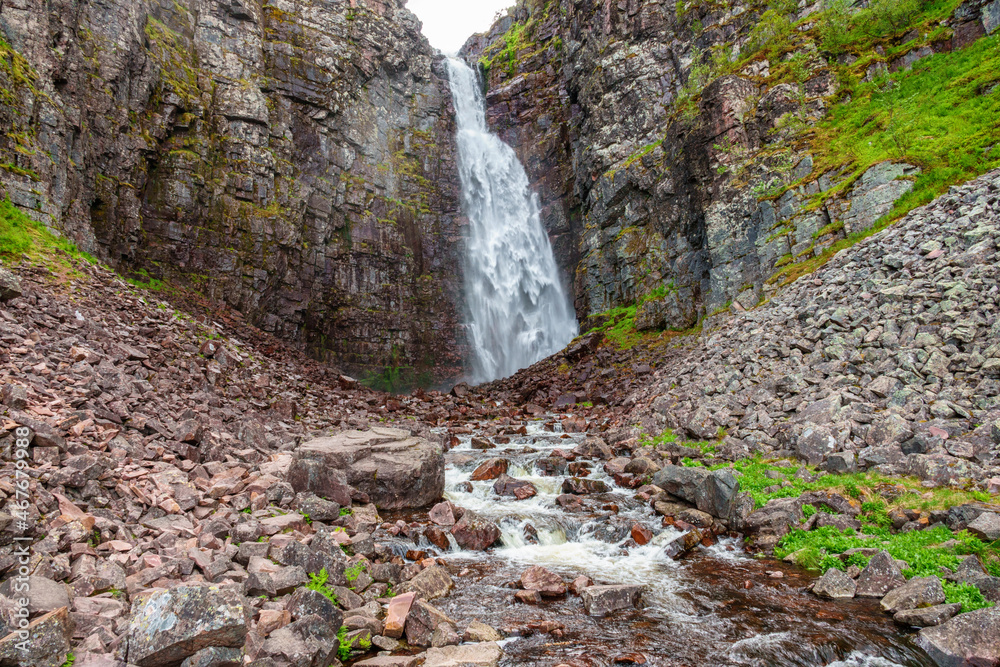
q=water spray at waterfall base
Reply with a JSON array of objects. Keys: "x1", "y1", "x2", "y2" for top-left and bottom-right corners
[{"x1": 446, "y1": 59, "x2": 578, "y2": 384}]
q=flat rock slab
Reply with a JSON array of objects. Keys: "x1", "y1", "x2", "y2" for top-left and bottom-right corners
[
  {"x1": 290, "y1": 428, "x2": 444, "y2": 509},
  {"x1": 580, "y1": 584, "x2": 643, "y2": 616},
  {"x1": 355, "y1": 656, "x2": 419, "y2": 667},
  {"x1": 917, "y1": 606, "x2": 1000, "y2": 666},
  {"x1": 127, "y1": 585, "x2": 250, "y2": 666},
  {"x1": 894, "y1": 603, "x2": 962, "y2": 628},
  {"x1": 422, "y1": 642, "x2": 503, "y2": 667}
]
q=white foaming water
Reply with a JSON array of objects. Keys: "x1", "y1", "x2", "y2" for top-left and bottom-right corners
[
  {"x1": 440, "y1": 426, "x2": 692, "y2": 613},
  {"x1": 446, "y1": 59, "x2": 578, "y2": 383},
  {"x1": 825, "y1": 653, "x2": 908, "y2": 667}
]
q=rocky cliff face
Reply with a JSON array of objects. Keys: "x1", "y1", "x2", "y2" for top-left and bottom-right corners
[
  {"x1": 0, "y1": 0, "x2": 466, "y2": 382},
  {"x1": 462, "y1": 0, "x2": 1000, "y2": 329}
]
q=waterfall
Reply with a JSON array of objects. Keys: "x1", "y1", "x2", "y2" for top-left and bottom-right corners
[{"x1": 446, "y1": 58, "x2": 578, "y2": 384}]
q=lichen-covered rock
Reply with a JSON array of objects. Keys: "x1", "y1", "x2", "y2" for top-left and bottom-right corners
[
  {"x1": 0, "y1": 266, "x2": 22, "y2": 302},
  {"x1": 880, "y1": 576, "x2": 945, "y2": 613},
  {"x1": 0, "y1": 606, "x2": 73, "y2": 667},
  {"x1": 916, "y1": 606, "x2": 1000, "y2": 666},
  {"x1": 812, "y1": 568, "x2": 857, "y2": 600},
  {"x1": 126, "y1": 585, "x2": 250, "y2": 666}
]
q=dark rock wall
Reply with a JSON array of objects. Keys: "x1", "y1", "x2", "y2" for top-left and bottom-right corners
[
  {"x1": 462, "y1": 0, "x2": 999, "y2": 327},
  {"x1": 0, "y1": 0, "x2": 467, "y2": 382}
]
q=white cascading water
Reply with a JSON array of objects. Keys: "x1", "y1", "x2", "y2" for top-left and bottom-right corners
[{"x1": 446, "y1": 58, "x2": 578, "y2": 383}]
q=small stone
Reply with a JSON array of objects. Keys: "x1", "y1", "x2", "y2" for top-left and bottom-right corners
[
  {"x1": 383, "y1": 592, "x2": 416, "y2": 638},
  {"x1": 580, "y1": 585, "x2": 643, "y2": 616},
  {"x1": 396, "y1": 564, "x2": 453, "y2": 600},
  {"x1": 470, "y1": 458, "x2": 508, "y2": 481},
  {"x1": 463, "y1": 620, "x2": 503, "y2": 642},
  {"x1": 631, "y1": 524, "x2": 653, "y2": 545},
  {"x1": 514, "y1": 590, "x2": 541, "y2": 604},
  {"x1": 520, "y1": 566, "x2": 566, "y2": 597}
]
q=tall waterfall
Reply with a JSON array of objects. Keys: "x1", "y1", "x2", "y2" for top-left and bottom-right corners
[{"x1": 446, "y1": 58, "x2": 578, "y2": 384}]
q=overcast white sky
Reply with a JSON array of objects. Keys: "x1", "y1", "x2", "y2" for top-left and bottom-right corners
[{"x1": 407, "y1": 0, "x2": 515, "y2": 55}]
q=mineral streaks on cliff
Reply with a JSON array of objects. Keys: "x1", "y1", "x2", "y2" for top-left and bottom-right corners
[{"x1": 0, "y1": 0, "x2": 466, "y2": 382}]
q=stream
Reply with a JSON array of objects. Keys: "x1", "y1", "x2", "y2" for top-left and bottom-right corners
[{"x1": 391, "y1": 421, "x2": 937, "y2": 667}]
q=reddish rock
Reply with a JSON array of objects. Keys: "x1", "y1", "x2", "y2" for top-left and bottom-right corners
[
  {"x1": 520, "y1": 566, "x2": 567, "y2": 597},
  {"x1": 428, "y1": 502, "x2": 456, "y2": 526},
  {"x1": 514, "y1": 590, "x2": 542, "y2": 604},
  {"x1": 425, "y1": 526, "x2": 451, "y2": 550},
  {"x1": 569, "y1": 576, "x2": 593, "y2": 595},
  {"x1": 492, "y1": 474, "x2": 537, "y2": 500},
  {"x1": 450, "y1": 511, "x2": 500, "y2": 551},
  {"x1": 630, "y1": 524, "x2": 653, "y2": 546},
  {"x1": 383, "y1": 592, "x2": 416, "y2": 638},
  {"x1": 470, "y1": 458, "x2": 509, "y2": 481}
]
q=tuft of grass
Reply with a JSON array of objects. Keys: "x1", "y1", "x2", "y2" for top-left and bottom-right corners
[
  {"x1": 344, "y1": 561, "x2": 365, "y2": 588},
  {"x1": 305, "y1": 568, "x2": 339, "y2": 605}
]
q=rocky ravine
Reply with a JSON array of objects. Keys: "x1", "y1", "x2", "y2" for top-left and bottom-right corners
[
  {"x1": 0, "y1": 0, "x2": 467, "y2": 381},
  {"x1": 0, "y1": 173, "x2": 998, "y2": 664}
]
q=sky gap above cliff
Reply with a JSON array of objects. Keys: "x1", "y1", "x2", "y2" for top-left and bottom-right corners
[{"x1": 409, "y1": 0, "x2": 514, "y2": 54}]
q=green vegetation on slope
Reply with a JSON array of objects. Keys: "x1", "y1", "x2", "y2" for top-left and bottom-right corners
[
  {"x1": 705, "y1": 455, "x2": 992, "y2": 511},
  {"x1": 776, "y1": 524, "x2": 999, "y2": 611},
  {"x1": 812, "y1": 34, "x2": 1000, "y2": 218},
  {"x1": 0, "y1": 198, "x2": 96, "y2": 267}
]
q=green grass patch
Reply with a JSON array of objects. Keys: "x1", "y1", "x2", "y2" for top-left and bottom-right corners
[
  {"x1": 709, "y1": 456, "x2": 991, "y2": 512},
  {"x1": 0, "y1": 197, "x2": 97, "y2": 267},
  {"x1": 125, "y1": 268, "x2": 169, "y2": 291},
  {"x1": 811, "y1": 35, "x2": 1000, "y2": 221},
  {"x1": 776, "y1": 524, "x2": 999, "y2": 611}
]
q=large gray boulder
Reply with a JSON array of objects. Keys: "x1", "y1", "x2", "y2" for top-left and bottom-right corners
[
  {"x1": 916, "y1": 606, "x2": 1000, "y2": 666},
  {"x1": 880, "y1": 576, "x2": 945, "y2": 613},
  {"x1": 855, "y1": 551, "x2": 906, "y2": 598},
  {"x1": 0, "y1": 266, "x2": 21, "y2": 302},
  {"x1": 651, "y1": 465, "x2": 740, "y2": 519},
  {"x1": 289, "y1": 428, "x2": 444, "y2": 509},
  {"x1": 126, "y1": 585, "x2": 250, "y2": 667}
]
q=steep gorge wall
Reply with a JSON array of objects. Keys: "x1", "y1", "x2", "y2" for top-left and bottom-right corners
[
  {"x1": 463, "y1": 0, "x2": 1000, "y2": 330},
  {"x1": 0, "y1": 0, "x2": 467, "y2": 382}
]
